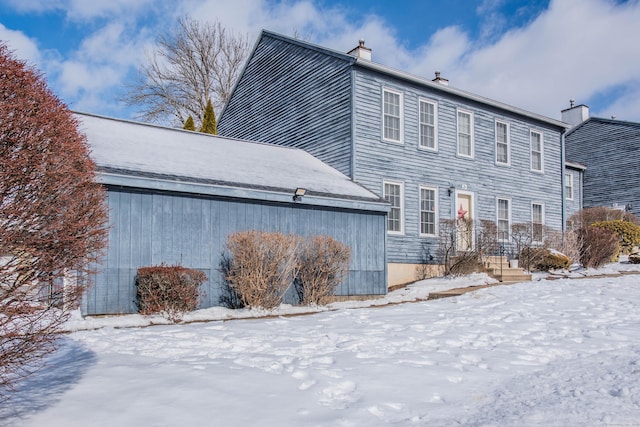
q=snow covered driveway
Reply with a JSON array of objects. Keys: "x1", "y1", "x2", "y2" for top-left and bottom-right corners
[{"x1": 4, "y1": 274, "x2": 640, "y2": 426}]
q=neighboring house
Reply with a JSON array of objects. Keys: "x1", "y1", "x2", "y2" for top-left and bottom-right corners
[
  {"x1": 218, "y1": 30, "x2": 570, "y2": 285},
  {"x1": 563, "y1": 103, "x2": 639, "y2": 218},
  {"x1": 77, "y1": 112, "x2": 389, "y2": 315}
]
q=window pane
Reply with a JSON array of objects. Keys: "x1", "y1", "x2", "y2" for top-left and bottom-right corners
[
  {"x1": 420, "y1": 188, "x2": 436, "y2": 235},
  {"x1": 420, "y1": 101, "x2": 435, "y2": 149},
  {"x1": 458, "y1": 112, "x2": 472, "y2": 156},
  {"x1": 531, "y1": 132, "x2": 542, "y2": 171},
  {"x1": 384, "y1": 183, "x2": 402, "y2": 232},
  {"x1": 498, "y1": 199, "x2": 509, "y2": 240},
  {"x1": 532, "y1": 204, "x2": 543, "y2": 242},
  {"x1": 496, "y1": 122, "x2": 508, "y2": 164},
  {"x1": 384, "y1": 91, "x2": 401, "y2": 141}
]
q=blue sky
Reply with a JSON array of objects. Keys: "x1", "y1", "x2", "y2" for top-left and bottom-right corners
[{"x1": 1, "y1": 0, "x2": 639, "y2": 123}]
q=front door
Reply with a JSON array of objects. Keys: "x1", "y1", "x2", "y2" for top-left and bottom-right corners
[{"x1": 456, "y1": 193, "x2": 473, "y2": 251}]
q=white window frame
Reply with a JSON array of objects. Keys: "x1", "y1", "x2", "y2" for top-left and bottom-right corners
[
  {"x1": 565, "y1": 172, "x2": 574, "y2": 200},
  {"x1": 418, "y1": 98, "x2": 438, "y2": 151},
  {"x1": 382, "y1": 88, "x2": 403, "y2": 144},
  {"x1": 532, "y1": 202, "x2": 545, "y2": 243},
  {"x1": 383, "y1": 180, "x2": 404, "y2": 235},
  {"x1": 497, "y1": 198, "x2": 511, "y2": 242},
  {"x1": 530, "y1": 130, "x2": 544, "y2": 173},
  {"x1": 457, "y1": 109, "x2": 474, "y2": 158},
  {"x1": 419, "y1": 186, "x2": 438, "y2": 237},
  {"x1": 495, "y1": 120, "x2": 510, "y2": 165}
]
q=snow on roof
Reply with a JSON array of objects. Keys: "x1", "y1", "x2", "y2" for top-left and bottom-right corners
[{"x1": 76, "y1": 112, "x2": 382, "y2": 202}]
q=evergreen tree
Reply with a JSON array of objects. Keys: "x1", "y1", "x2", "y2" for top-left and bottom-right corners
[
  {"x1": 183, "y1": 115, "x2": 195, "y2": 131},
  {"x1": 200, "y1": 99, "x2": 217, "y2": 135}
]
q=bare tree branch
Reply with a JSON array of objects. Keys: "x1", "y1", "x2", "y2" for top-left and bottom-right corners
[{"x1": 123, "y1": 17, "x2": 250, "y2": 128}]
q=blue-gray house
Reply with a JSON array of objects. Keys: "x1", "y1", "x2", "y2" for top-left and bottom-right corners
[
  {"x1": 77, "y1": 112, "x2": 389, "y2": 315},
  {"x1": 218, "y1": 30, "x2": 570, "y2": 285},
  {"x1": 563, "y1": 103, "x2": 639, "y2": 218}
]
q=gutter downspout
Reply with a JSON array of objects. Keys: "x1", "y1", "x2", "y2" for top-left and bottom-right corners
[
  {"x1": 560, "y1": 130, "x2": 567, "y2": 234},
  {"x1": 350, "y1": 67, "x2": 357, "y2": 180}
]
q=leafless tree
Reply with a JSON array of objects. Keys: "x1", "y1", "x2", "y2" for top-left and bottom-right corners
[{"x1": 124, "y1": 17, "x2": 250, "y2": 127}]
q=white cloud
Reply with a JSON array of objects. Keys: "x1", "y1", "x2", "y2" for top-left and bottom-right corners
[
  {"x1": 423, "y1": 0, "x2": 640, "y2": 120},
  {"x1": 0, "y1": 24, "x2": 41, "y2": 64},
  {"x1": 7, "y1": 0, "x2": 640, "y2": 122},
  {"x1": 4, "y1": 0, "x2": 158, "y2": 21}
]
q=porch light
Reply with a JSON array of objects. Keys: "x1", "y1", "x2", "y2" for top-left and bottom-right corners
[
  {"x1": 448, "y1": 185, "x2": 455, "y2": 197},
  {"x1": 293, "y1": 187, "x2": 306, "y2": 201}
]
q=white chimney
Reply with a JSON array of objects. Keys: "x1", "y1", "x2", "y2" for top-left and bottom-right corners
[
  {"x1": 432, "y1": 71, "x2": 449, "y2": 86},
  {"x1": 561, "y1": 99, "x2": 589, "y2": 127},
  {"x1": 347, "y1": 39, "x2": 371, "y2": 61}
]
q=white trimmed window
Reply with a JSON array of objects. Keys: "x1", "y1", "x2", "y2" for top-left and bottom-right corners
[
  {"x1": 419, "y1": 99, "x2": 437, "y2": 150},
  {"x1": 497, "y1": 198, "x2": 511, "y2": 241},
  {"x1": 419, "y1": 186, "x2": 437, "y2": 236},
  {"x1": 530, "y1": 130, "x2": 544, "y2": 172},
  {"x1": 565, "y1": 173, "x2": 574, "y2": 200},
  {"x1": 383, "y1": 89, "x2": 402, "y2": 143},
  {"x1": 457, "y1": 109, "x2": 473, "y2": 158},
  {"x1": 532, "y1": 203, "x2": 544, "y2": 243},
  {"x1": 384, "y1": 181, "x2": 403, "y2": 234},
  {"x1": 495, "y1": 120, "x2": 510, "y2": 165}
]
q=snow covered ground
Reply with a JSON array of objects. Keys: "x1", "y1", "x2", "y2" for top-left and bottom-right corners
[{"x1": 3, "y1": 263, "x2": 640, "y2": 426}]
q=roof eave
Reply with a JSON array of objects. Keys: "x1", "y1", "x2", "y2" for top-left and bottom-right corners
[{"x1": 355, "y1": 59, "x2": 569, "y2": 130}]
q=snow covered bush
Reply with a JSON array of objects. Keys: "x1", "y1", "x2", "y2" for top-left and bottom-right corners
[
  {"x1": 523, "y1": 248, "x2": 571, "y2": 272},
  {"x1": 577, "y1": 226, "x2": 619, "y2": 268},
  {"x1": 0, "y1": 44, "x2": 108, "y2": 395},
  {"x1": 629, "y1": 254, "x2": 640, "y2": 264},
  {"x1": 591, "y1": 220, "x2": 640, "y2": 255},
  {"x1": 224, "y1": 231, "x2": 301, "y2": 309},
  {"x1": 136, "y1": 265, "x2": 206, "y2": 322},
  {"x1": 294, "y1": 236, "x2": 351, "y2": 306}
]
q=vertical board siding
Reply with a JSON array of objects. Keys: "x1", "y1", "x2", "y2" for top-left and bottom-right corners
[
  {"x1": 218, "y1": 34, "x2": 355, "y2": 177},
  {"x1": 566, "y1": 119, "x2": 640, "y2": 217},
  {"x1": 84, "y1": 188, "x2": 386, "y2": 315},
  {"x1": 353, "y1": 69, "x2": 565, "y2": 263}
]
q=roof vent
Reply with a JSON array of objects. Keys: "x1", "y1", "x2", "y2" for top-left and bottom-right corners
[
  {"x1": 432, "y1": 71, "x2": 449, "y2": 86},
  {"x1": 347, "y1": 39, "x2": 371, "y2": 61}
]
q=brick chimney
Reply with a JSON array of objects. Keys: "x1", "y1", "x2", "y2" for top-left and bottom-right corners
[
  {"x1": 432, "y1": 71, "x2": 449, "y2": 86},
  {"x1": 561, "y1": 99, "x2": 589, "y2": 127},
  {"x1": 347, "y1": 39, "x2": 371, "y2": 61}
]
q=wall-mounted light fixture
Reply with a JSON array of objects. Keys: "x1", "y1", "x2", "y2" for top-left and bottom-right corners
[
  {"x1": 293, "y1": 187, "x2": 306, "y2": 201},
  {"x1": 448, "y1": 185, "x2": 456, "y2": 197}
]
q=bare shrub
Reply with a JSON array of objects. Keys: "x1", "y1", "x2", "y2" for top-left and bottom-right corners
[
  {"x1": 294, "y1": 236, "x2": 351, "y2": 306},
  {"x1": 225, "y1": 231, "x2": 300, "y2": 309},
  {"x1": 577, "y1": 226, "x2": 619, "y2": 268},
  {"x1": 477, "y1": 220, "x2": 499, "y2": 257},
  {"x1": 0, "y1": 44, "x2": 109, "y2": 395},
  {"x1": 436, "y1": 219, "x2": 483, "y2": 276},
  {"x1": 542, "y1": 227, "x2": 580, "y2": 265},
  {"x1": 569, "y1": 206, "x2": 640, "y2": 229},
  {"x1": 136, "y1": 265, "x2": 206, "y2": 322}
]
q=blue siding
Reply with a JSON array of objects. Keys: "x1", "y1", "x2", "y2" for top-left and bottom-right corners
[
  {"x1": 84, "y1": 187, "x2": 387, "y2": 315},
  {"x1": 566, "y1": 118, "x2": 640, "y2": 217},
  {"x1": 351, "y1": 69, "x2": 564, "y2": 263},
  {"x1": 219, "y1": 33, "x2": 355, "y2": 176},
  {"x1": 218, "y1": 30, "x2": 567, "y2": 266}
]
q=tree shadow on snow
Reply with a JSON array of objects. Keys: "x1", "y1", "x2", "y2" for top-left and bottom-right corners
[{"x1": 0, "y1": 337, "x2": 97, "y2": 424}]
